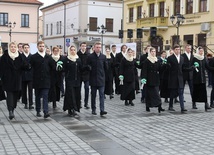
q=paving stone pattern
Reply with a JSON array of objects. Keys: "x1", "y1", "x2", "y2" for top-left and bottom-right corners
[{"x1": 0, "y1": 86, "x2": 214, "y2": 155}]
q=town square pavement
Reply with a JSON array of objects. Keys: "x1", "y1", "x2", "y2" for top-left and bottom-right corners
[{"x1": 0, "y1": 85, "x2": 214, "y2": 155}]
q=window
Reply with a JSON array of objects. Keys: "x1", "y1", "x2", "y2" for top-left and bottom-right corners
[
  {"x1": 159, "y1": 2, "x2": 165, "y2": 17},
  {"x1": 0, "y1": 13, "x2": 8, "y2": 26},
  {"x1": 21, "y1": 14, "x2": 29, "y2": 27},
  {"x1": 149, "y1": 3, "x2": 155, "y2": 17},
  {"x1": 199, "y1": 0, "x2": 207, "y2": 12},
  {"x1": 106, "y1": 18, "x2": 113, "y2": 32},
  {"x1": 46, "y1": 24, "x2": 48, "y2": 36},
  {"x1": 174, "y1": 0, "x2": 180, "y2": 15},
  {"x1": 186, "y1": 0, "x2": 193, "y2": 14},
  {"x1": 59, "y1": 21, "x2": 62, "y2": 34},
  {"x1": 129, "y1": 7, "x2": 134, "y2": 22},
  {"x1": 50, "y1": 23, "x2": 53, "y2": 35},
  {"x1": 56, "y1": 22, "x2": 59, "y2": 34},
  {"x1": 137, "y1": 6, "x2": 142, "y2": 19},
  {"x1": 89, "y1": 17, "x2": 97, "y2": 31}
]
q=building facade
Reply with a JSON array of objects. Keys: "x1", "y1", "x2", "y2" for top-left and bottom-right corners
[
  {"x1": 123, "y1": 0, "x2": 214, "y2": 55},
  {"x1": 0, "y1": 0, "x2": 43, "y2": 50},
  {"x1": 41, "y1": 0, "x2": 122, "y2": 53}
]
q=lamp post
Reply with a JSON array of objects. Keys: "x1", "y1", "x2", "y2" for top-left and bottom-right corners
[
  {"x1": 170, "y1": 13, "x2": 185, "y2": 45},
  {"x1": 97, "y1": 24, "x2": 107, "y2": 53},
  {"x1": 7, "y1": 22, "x2": 16, "y2": 42}
]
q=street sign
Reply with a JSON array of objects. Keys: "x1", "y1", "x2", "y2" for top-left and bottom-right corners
[
  {"x1": 66, "y1": 42, "x2": 70, "y2": 47},
  {"x1": 66, "y1": 38, "x2": 70, "y2": 43}
]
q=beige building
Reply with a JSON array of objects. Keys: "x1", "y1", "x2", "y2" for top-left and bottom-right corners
[
  {"x1": 123, "y1": 0, "x2": 214, "y2": 55},
  {"x1": 0, "y1": 0, "x2": 43, "y2": 50}
]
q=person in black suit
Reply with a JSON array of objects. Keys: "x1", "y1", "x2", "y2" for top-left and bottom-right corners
[
  {"x1": 182, "y1": 44, "x2": 194, "y2": 108},
  {"x1": 30, "y1": 41, "x2": 56, "y2": 118},
  {"x1": 77, "y1": 42, "x2": 90, "y2": 109},
  {"x1": 110, "y1": 44, "x2": 117, "y2": 96},
  {"x1": 115, "y1": 45, "x2": 127, "y2": 95},
  {"x1": 21, "y1": 43, "x2": 34, "y2": 110},
  {"x1": 87, "y1": 42, "x2": 108, "y2": 116},
  {"x1": 167, "y1": 44, "x2": 193, "y2": 113}
]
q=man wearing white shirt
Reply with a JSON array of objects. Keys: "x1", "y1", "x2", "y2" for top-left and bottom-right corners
[{"x1": 181, "y1": 44, "x2": 194, "y2": 108}]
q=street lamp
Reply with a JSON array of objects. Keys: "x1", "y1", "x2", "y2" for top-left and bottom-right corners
[
  {"x1": 170, "y1": 13, "x2": 185, "y2": 44},
  {"x1": 97, "y1": 24, "x2": 107, "y2": 53},
  {"x1": 7, "y1": 21, "x2": 16, "y2": 42}
]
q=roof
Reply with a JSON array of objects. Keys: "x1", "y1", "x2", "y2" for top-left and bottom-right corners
[
  {"x1": 0, "y1": 0, "x2": 43, "y2": 5},
  {"x1": 40, "y1": 0, "x2": 68, "y2": 10}
]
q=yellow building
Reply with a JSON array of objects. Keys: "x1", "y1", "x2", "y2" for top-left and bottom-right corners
[{"x1": 123, "y1": 0, "x2": 214, "y2": 54}]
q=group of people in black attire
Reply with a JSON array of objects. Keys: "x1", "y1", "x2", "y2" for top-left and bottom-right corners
[{"x1": 1, "y1": 41, "x2": 214, "y2": 120}]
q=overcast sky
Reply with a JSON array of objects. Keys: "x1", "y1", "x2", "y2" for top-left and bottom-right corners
[{"x1": 39, "y1": 0, "x2": 58, "y2": 15}]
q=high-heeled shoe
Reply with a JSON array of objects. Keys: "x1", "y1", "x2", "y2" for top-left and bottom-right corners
[
  {"x1": 158, "y1": 107, "x2": 165, "y2": 113},
  {"x1": 205, "y1": 103, "x2": 211, "y2": 112}
]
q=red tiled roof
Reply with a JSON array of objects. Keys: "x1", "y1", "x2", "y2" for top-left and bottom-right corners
[{"x1": 0, "y1": 0, "x2": 43, "y2": 5}]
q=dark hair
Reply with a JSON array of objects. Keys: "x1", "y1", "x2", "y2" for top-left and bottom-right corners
[
  {"x1": 120, "y1": 45, "x2": 127, "y2": 51},
  {"x1": 52, "y1": 46, "x2": 59, "y2": 51},
  {"x1": 22, "y1": 43, "x2": 30, "y2": 48},
  {"x1": 111, "y1": 44, "x2": 116, "y2": 48},
  {"x1": 37, "y1": 41, "x2": 45, "y2": 46},
  {"x1": 80, "y1": 42, "x2": 87, "y2": 46},
  {"x1": 173, "y1": 44, "x2": 180, "y2": 50},
  {"x1": 160, "y1": 50, "x2": 166, "y2": 55},
  {"x1": 18, "y1": 43, "x2": 23, "y2": 47}
]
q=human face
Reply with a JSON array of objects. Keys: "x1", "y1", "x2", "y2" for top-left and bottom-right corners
[
  {"x1": 174, "y1": 48, "x2": 180, "y2": 56},
  {"x1": 106, "y1": 49, "x2": 110, "y2": 55},
  {"x1": 112, "y1": 46, "x2": 116, "y2": 53},
  {"x1": 80, "y1": 43, "x2": 86, "y2": 52},
  {"x1": 37, "y1": 43, "x2": 45, "y2": 53},
  {"x1": 127, "y1": 49, "x2": 133, "y2": 57},
  {"x1": 150, "y1": 49, "x2": 156, "y2": 57},
  {"x1": 69, "y1": 47, "x2": 76, "y2": 56},
  {"x1": 94, "y1": 44, "x2": 101, "y2": 54},
  {"x1": 23, "y1": 45, "x2": 30, "y2": 54},
  {"x1": 161, "y1": 52, "x2": 166, "y2": 59},
  {"x1": 185, "y1": 45, "x2": 191, "y2": 53},
  {"x1": 9, "y1": 43, "x2": 17, "y2": 53},
  {"x1": 122, "y1": 46, "x2": 127, "y2": 53},
  {"x1": 52, "y1": 48, "x2": 59, "y2": 56},
  {"x1": 18, "y1": 44, "x2": 23, "y2": 52},
  {"x1": 199, "y1": 49, "x2": 204, "y2": 56}
]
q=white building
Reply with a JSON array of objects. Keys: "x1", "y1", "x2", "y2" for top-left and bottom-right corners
[{"x1": 40, "y1": 0, "x2": 122, "y2": 53}]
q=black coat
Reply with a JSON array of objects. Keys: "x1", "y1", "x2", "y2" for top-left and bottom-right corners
[
  {"x1": 110, "y1": 52, "x2": 117, "y2": 76},
  {"x1": 105, "y1": 57, "x2": 113, "y2": 95},
  {"x1": 21, "y1": 54, "x2": 33, "y2": 81},
  {"x1": 30, "y1": 53, "x2": 55, "y2": 89},
  {"x1": 182, "y1": 53, "x2": 193, "y2": 81},
  {"x1": 77, "y1": 50, "x2": 90, "y2": 81},
  {"x1": 0, "y1": 53, "x2": 27, "y2": 91},
  {"x1": 167, "y1": 54, "x2": 184, "y2": 89},
  {"x1": 115, "y1": 52, "x2": 125, "y2": 73},
  {"x1": 87, "y1": 52, "x2": 107, "y2": 87},
  {"x1": 141, "y1": 59, "x2": 161, "y2": 87},
  {"x1": 139, "y1": 53, "x2": 148, "y2": 77}
]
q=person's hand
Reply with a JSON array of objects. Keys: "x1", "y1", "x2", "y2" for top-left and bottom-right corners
[
  {"x1": 141, "y1": 78, "x2": 147, "y2": 84},
  {"x1": 56, "y1": 61, "x2": 63, "y2": 71},
  {"x1": 194, "y1": 62, "x2": 199, "y2": 68},
  {"x1": 119, "y1": 75, "x2": 124, "y2": 80}
]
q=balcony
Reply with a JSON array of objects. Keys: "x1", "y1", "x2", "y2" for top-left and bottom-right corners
[{"x1": 137, "y1": 17, "x2": 168, "y2": 28}]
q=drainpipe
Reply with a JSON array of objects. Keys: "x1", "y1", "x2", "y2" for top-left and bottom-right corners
[{"x1": 62, "y1": 2, "x2": 66, "y2": 54}]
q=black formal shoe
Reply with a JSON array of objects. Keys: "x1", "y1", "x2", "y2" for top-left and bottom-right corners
[
  {"x1": 181, "y1": 109, "x2": 187, "y2": 113},
  {"x1": 44, "y1": 113, "x2": 50, "y2": 118},
  {"x1": 84, "y1": 105, "x2": 90, "y2": 109},
  {"x1": 24, "y1": 104, "x2": 28, "y2": 109},
  {"x1": 205, "y1": 103, "x2": 211, "y2": 111},
  {"x1": 29, "y1": 105, "x2": 34, "y2": 110},
  {"x1": 36, "y1": 112, "x2": 42, "y2": 117},
  {"x1": 168, "y1": 107, "x2": 175, "y2": 111},
  {"x1": 100, "y1": 111, "x2": 107, "y2": 116},
  {"x1": 92, "y1": 111, "x2": 97, "y2": 115},
  {"x1": 125, "y1": 100, "x2": 129, "y2": 106},
  {"x1": 146, "y1": 107, "x2": 150, "y2": 112},
  {"x1": 110, "y1": 95, "x2": 114, "y2": 99},
  {"x1": 158, "y1": 107, "x2": 165, "y2": 113},
  {"x1": 129, "y1": 101, "x2": 134, "y2": 106},
  {"x1": 192, "y1": 102, "x2": 198, "y2": 109},
  {"x1": 9, "y1": 111, "x2": 14, "y2": 120}
]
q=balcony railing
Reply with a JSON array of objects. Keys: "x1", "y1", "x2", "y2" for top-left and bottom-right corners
[{"x1": 137, "y1": 17, "x2": 168, "y2": 28}]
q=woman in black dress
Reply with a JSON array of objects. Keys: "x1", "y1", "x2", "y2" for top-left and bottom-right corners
[
  {"x1": 63, "y1": 45, "x2": 82, "y2": 116},
  {"x1": 192, "y1": 46, "x2": 212, "y2": 111},
  {"x1": 119, "y1": 48, "x2": 136, "y2": 106},
  {"x1": 141, "y1": 47, "x2": 165, "y2": 113},
  {"x1": 49, "y1": 46, "x2": 64, "y2": 109},
  {"x1": 104, "y1": 48, "x2": 114, "y2": 99}
]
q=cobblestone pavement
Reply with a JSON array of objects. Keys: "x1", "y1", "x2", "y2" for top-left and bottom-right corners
[{"x1": 0, "y1": 86, "x2": 214, "y2": 155}]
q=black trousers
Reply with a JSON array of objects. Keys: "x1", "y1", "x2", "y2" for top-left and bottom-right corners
[
  {"x1": 6, "y1": 91, "x2": 19, "y2": 111},
  {"x1": 22, "y1": 81, "x2": 33, "y2": 105}
]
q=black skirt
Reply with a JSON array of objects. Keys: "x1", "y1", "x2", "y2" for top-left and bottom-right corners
[
  {"x1": 146, "y1": 86, "x2": 161, "y2": 107},
  {"x1": 160, "y1": 79, "x2": 170, "y2": 98},
  {"x1": 120, "y1": 81, "x2": 135, "y2": 100},
  {"x1": 193, "y1": 83, "x2": 207, "y2": 103},
  {"x1": 104, "y1": 80, "x2": 113, "y2": 95}
]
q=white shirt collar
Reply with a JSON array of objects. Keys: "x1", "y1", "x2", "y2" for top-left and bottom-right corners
[
  {"x1": 174, "y1": 53, "x2": 180, "y2": 63},
  {"x1": 185, "y1": 51, "x2": 191, "y2": 60}
]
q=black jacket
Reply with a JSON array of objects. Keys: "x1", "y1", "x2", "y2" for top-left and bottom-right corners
[
  {"x1": 87, "y1": 52, "x2": 107, "y2": 87},
  {"x1": 182, "y1": 53, "x2": 193, "y2": 81},
  {"x1": 119, "y1": 58, "x2": 135, "y2": 82},
  {"x1": 77, "y1": 50, "x2": 90, "y2": 81},
  {"x1": 30, "y1": 53, "x2": 55, "y2": 89},
  {"x1": 21, "y1": 53, "x2": 33, "y2": 82}
]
